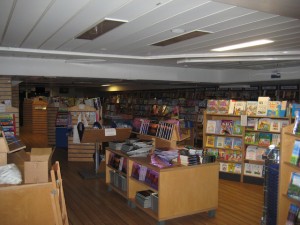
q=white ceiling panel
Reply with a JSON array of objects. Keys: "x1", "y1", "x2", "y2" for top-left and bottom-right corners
[
  {"x1": 22, "y1": 0, "x2": 90, "y2": 48},
  {"x1": 0, "y1": 0, "x2": 15, "y2": 43},
  {"x1": 3, "y1": 0, "x2": 53, "y2": 47}
]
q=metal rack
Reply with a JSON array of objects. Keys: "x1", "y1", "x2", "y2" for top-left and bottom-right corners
[{"x1": 261, "y1": 145, "x2": 280, "y2": 225}]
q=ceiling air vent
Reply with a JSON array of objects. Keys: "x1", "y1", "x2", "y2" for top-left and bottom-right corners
[
  {"x1": 152, "y1": 30, "x2": 210, "y2": 47},
  {"x1": 76, "y1": 19, "x2": 126, "y2": 40}
]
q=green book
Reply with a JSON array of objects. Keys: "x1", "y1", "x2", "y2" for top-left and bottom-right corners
[{"x1": 290, "y1": 140, "x2": 300, "y2": 166}]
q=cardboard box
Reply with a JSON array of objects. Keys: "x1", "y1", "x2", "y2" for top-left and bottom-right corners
[
  {"x1": 24, "y1": 148, "x2": 53, "y2": 184},
  {"x1": 0, "y1": 132, "x2": 9, "y2": 165}
]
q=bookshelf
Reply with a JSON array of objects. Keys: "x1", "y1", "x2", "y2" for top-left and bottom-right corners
[
  {"x1": 105, "y1": 148, "x2": 219, "y2": 223},
  {"x1": 0, "y1": 112, "x2": 16, "y2": 137},
  {"x1": 203, "y1": 111, "x2": 291, "y2": 184},
  {"x1": 277, "y1": 123, "x2": 300, "y2": 225}
]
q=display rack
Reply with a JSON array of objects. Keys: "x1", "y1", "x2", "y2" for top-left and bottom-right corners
[{"x1": 277, "y1": 123, "x2": 300, "y2": 225}]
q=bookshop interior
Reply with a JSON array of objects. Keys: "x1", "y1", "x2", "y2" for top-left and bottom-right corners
[{"x1": 1, "y1": 1, "x2": 300, "y2": 225}]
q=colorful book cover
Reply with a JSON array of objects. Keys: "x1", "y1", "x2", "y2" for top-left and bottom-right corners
[
  {"x1": 292, "y1": 103, "x2": 300, "y2": 118},
  {"x1": 258, "y1": 133, "x2": 272, "y2": 147},
  {"x1": 218, "y1": 100, "x2": 229, "y2": 114},
  {"x1": 256, "y1": 96, "x2": 270, "y2": 116},
  {"x1": 267, "y1": 101, "x2": 281, "y2": 117},
  {"x1": 280, "y1": 100, "x2": 287, "y2": 117},
  {"x1": 287, "y1": 172, "x2": 300, "y2": 201},
  {"x1": 270, "y1": 119, "x2": 281, "y2": 132},
  {"x1": 271, "y1": 134, "x2": 281, "y2": 147},
  {"x1": 220, "y1": 162, "x2": 228, "y2": 172},
  {"x1": 290, "y1": 140, "x2": 300, "y2": 166},
  {"x1": 228, "y1": 100, "x2": 236, "y2": 115},
  {"x1": 234, "y1": 164, "x2": 242, "y2": 174},
  {"x1": 227, "y1": 163, "x2": 235, "y2": 173},
  {"x1": 232, "y1": 138, "x2": 242, "y2": 150},
  {"x1": 234, "y1": 101, "x2": 247, "y2": 115},
  {"x1": 244, "y1": 163, "x2": 252, "y2": 175},
  {"x1": 251, "y1": 164, "x2": 263, "y2": 177},
  {"x1": 246, "y1": 101, "x2": 258, "y2": 116},
  {"x1": 233, "y1": 120, "x2": 242, "y2": 135},
  {"x1": 206, "y1": 136, "x2": 216, "y2": 148},
  {"x1": 206, "y1": 99, "x2": 219, "y2": 114},
  {"x1": 256, "y1": 147, "x2": 266, "y2": 161},
  {"x1": 220, "y1": 120, "x2": 233, "y2": 135},
  {"x1": 224, "y1": 137, "x2": 233, "y2": 149},
  {"x1": 286, "y1": 204, "x2": 300, "y2": 224},
  {"x1": 206, "y1": 120, "x2": 219, "y2": 134},
  {"x1": 244, "y1": 132, "x2": 259, "y2": 145},
  {"x1": 257, "y1": 118, "x2": 272, "y2": 131}
]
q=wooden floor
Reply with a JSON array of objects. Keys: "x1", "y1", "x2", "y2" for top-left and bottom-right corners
[{"x1": 19, "y1": 131, "x2": 264, "y2": 225}]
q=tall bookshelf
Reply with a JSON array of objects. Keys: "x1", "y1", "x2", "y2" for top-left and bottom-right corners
[
  {"x1": 105, "y1": 124, "x2": 219, "y2": 223},
  {"x1": 277, "y1": 123, "x2": 300, "y2": 225},
  {"x1": 203, "y1": 111, "x2": 291, "y2": 184}
]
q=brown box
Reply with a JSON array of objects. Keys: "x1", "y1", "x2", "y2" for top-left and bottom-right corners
[
  {"x1": 24, "y1": 148, "x2": 53, "y2": 184},
  {"x1": 0, "y1": 132, "x2": 9, "y2": 165}
]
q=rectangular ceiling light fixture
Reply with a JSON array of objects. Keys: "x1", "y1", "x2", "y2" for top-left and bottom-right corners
[
  {"x1": 76, "y1": 18, "x2": 127, "y2": 40},
  {"x1": 211, "y1": 39, "x2": 274, "y2": 52},
  {"x1": 152, "y1": 30, "x2": 210, "y2": 47}
]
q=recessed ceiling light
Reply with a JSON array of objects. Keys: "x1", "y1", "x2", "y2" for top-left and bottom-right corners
[
  {"x1": 211, "y1": 39, "x2": 274, "y2": 52},
  {"x1": 101, "y1": 84, "x2": 110, "y2": 87}
]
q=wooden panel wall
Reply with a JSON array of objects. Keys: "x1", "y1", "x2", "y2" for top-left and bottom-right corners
[{"x1": 0, "y1": 77, "x2": 12, "y2": 103}]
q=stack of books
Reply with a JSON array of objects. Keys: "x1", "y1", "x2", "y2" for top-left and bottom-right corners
[{"x1": 135, "y1": 190, "x2": 154, "y2": 208}]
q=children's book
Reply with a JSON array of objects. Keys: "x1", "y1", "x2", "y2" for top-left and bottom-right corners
[
  {"x1": 287, "y1": 172, "x2": 300, "y2": 201},
  {"x1": 290, "y1": 140, "x2": 300, "y2": 166},
  {"x1": 206, "y1": 136, "x2": 216, "y2": 148},
  {"x1": 218, "y1": 100, "x2": 229, "y2": 114},
  {"x1": 246, "y1": 101, "x2": 258, "y2": 116},
  {"x1": 271, "y1": 134, "x2": 280, "y2": 147},
  {"x1": 247, "y1": 118, "x2": 258, "y2": 130},
  {"x1": 257, "y1": 118, "x2": 272, "y2": 131},
  {"x1": 227, "y1": 163, "x2": 235, "y2": 173},
  {"x1": 292, "y1": 103, "x2": 300, "y2": 118},
  {"x1": 267, "y1": 101, "x2": 281, "y2": 117},
  {"x1": 215, "y1": 136, "x2": 225, "y2": 148},
  {"x1": 245, "y1": 146, "x2": 257, "y2": 160},
  {"x1": 232, "y1": 138, "x2": 242, "y2": 150},
  {"x1": 228, "y1": 100, "x2": 236, "y2": 115},
  {"x1": 244, "y1": 163, "x2": 252, "y2": 175},
  {"x1": 234, "y1": 164, "x2": 242, "y2": 174},
  {"x1": 258, "y1": 133, "x2": 272, "y2": 147},
  {"x1": 280, "y1": 100, "x2": 287, "y2": 117},
  {"x1": 206, "y1": 99, "x2": 219, "y2": 114},
  {"x1": 233, "y1": 120, "x2": 242, "y2": 135},
  {"x1": 220, "y1": 120, "x2": 233, "y2": 135},
  {"x1": 270, "y1": 119, "x2": 281, "y2": 132},
  {"x1": 234, "y1": 101, "x2": 246, "y2": 115},
  {"x1": 286, "y1": 204, "x2": 300, "y2": 225},
  {"x1": 256, "y1": 96, "x2": 270, "y2": 116},
  {"x1": 251, "y1": 164, "x2": 264, "y2": 177},
  {"x1": 256, "y1": 147, "x2": 266, "y2": 161},
  {"x1": 224, "y1": 137, "x2": 233, "y2": 149},
  {"x1": 244, "y1": 132, "x2": 259, "y2": 145},
  {"x1": 206, "y1": 120, "x2": 221, "y2": 134},
  {"x1": 220, "y1": 162, "x2": 228, "y2": 172}
]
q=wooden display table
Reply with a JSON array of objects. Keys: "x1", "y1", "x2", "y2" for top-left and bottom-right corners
[{"x1": 106, "y1": 148, "x2": 219, "y2": 224}]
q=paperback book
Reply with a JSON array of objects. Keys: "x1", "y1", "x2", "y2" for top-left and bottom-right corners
[
  {"x1": 234, "y1": 101, "x2": 246, "y2": 115},
  {"x1": 232, "y1": 138, "x2": 243, "y2": 150},
  {"x1": 290, "y1": 140, "x2": 300, "y2": 166},
  {"x1": 220, "y1": 120, "x2": 234, "y2": 135},
  {"x1": 228, "y1": 100, "x2": 236, "y2": 115},
  {"x1": 287, "y1": 172, "x2": 300, "y2": 201},
  {"x1": 246, "y1": 101, "x2": 258, "y2": 116},
  {"x1": 206, "y1": 136, "x2": 216, "y2": 148},
  {"x1": 224, "y1": 137, "x2": 233, "y2": 149},
  {"x1": 245, "y1": 132, "x2": 259, "y2": 145},
  {"x1": 232, "y1": 120, "x2": 242, "y2": 135},
  {"x1": 256, "y1": 96, "x2": 270, "y2": 116},
  {"x1": 258, "y1": 133, "x2": 272, "y2": 147},
  {"x1": 218, "y1": 100, "x2": 229, "y2": 114},
  {"x1": 270, "y1": 119, "x2": 281, "y2": 132},
  {"x1": 267, "y1": 101, "x2": 281, "y2": 117},
  {"x1": 257, "y1": 118, "x2": 272, "y2": 131},
  {"x1": 206, "y1": 99, "x2": 219, "y2": 114},
  {"x1": 206, "y1": 120, "x2": 221, "y2": 134}
]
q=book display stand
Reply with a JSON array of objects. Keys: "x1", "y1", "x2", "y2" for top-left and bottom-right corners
[{"x1": 79, "y1": 128, "x2": 131, "y2": 179}]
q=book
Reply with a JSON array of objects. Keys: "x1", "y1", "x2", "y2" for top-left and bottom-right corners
[
  {"x1": 246, "y1": 101, "x2": 258, "y2": 116},
  {"x1": 244, "y1": 163, "x2": 252, "y2": 175},
  {"x1": 270, "y1": 119, "x2": 281, "y2": 132},
  {"x1": 220, "y1": 120, "x2": 233, "y2": 135},
  {"x1": 244, "y1": 132, "x2": 259, "y2": 145},
  {"x1": 206, "y1": 136, "x2": 216, "y2": 148},
  {"x1": 224, "y1": 137, "x2": 233, "y2": 149},
  {"x1": 245, "y1": 146, "x2": 257, "y2": 160},
  {"x1": 232, "y1": 120, "x2": 242, "y2": 135},
  {"x1": 256, "y1": 97, "x2": 270, "y2": 116},
  {"x1": 251, "y1": 164, "x2": 263, "y2": 177},
  {"x1": 234, "y1": 101, "x2": 246, "y2": 115},
  {"x1": 131, "y1": 162, "x2": 141, "y2": 180},
  {"x1": 292, "y1": 103, "x2": 300, "y2": 118},
  {"x1": 287, "y1": 172, "x2": 300, "y2": 201},
  {"x1": 215, "y1": 136, "x2": 225, "y2": 148},
  {"x1": 258, "y1": 133, "x2": 272, "y2": 147},
  {"x1": 290, "y1": 140, "x2": 300, "y2": 166},
  {"x1": 247, "y1": 118, "x2": 258, "y2": 130},
  {"x1": 234, "y1": 164, "x2": 242, "y2": 174},
  {"x1": 271, "y1": 133, "x2": 280, "y2": 147},
  {"x1": 267, "y1": 101, "x2": 281, "y2": 117},
  {"x1": 206, "y1": 99, "x2": 219, "y2": 113},
  {"x1": 257, "y1": 118, "x2": 272, "y2": 131},
  {"x1": 228, "y1": 100, "x2": 236, "y2": 115},
  {"x1": 286, "y1": 204, "x2": 300, "y2": 225},
  {"x1": 232, "y1": 138, "x2": 242, "y2": 150},
  {"x1": 218, "y1": 100, "x2": 229, "y2": 114},
  {"x1": 255, "y1": 147, "x2": 266, "y2": 161},
  {"x1": 220, "y1": 162, "x2": 228, "y2": 172},
  {"x1": 206, "y1": 120, "x2": 221, "y2": 134},
  {"x1": 280, "y1": 100, "x2": 287, "y2": 117}
]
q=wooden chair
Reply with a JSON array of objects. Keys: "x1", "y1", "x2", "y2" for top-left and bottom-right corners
[{"x1": 50, "y1": 161, "x2": 69, "y2": 225}]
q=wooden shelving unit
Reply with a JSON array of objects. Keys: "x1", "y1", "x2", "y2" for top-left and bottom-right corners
[
  {"x1": 203, "y1": 111, "x2": 291, "y2": 184},
  {"x1": 0, "y1": 106, "x2": 19, "y2": 136},
  {"x1": 105, "y1": 148, "x2": 219, "y2": 223},
  {"x1": 277, "y1": 124, "x2": 300, "y2": 225},
  {"x1": 47, "y1": 104, "x2": 58, "y2": 146}
]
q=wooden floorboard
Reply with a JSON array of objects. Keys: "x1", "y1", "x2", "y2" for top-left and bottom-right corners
[{"x1": 19, "y1": 130, "x2": 264, "y2": 225}]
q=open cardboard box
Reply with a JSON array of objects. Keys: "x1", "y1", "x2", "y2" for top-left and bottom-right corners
[{"x1": 24, "y1": 148, "x2": 53, "y2": 184}]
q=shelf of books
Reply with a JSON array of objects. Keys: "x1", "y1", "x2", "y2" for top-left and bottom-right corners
[
  {"x1": 204, "y1": 97, "x2": 291, "y2": 184},
  {"x1": 105, "y1": 146, "x2": 219, "y2": 223},
  {"x1": 277, "y1": 123, "x2": 300, "y2": 225}
]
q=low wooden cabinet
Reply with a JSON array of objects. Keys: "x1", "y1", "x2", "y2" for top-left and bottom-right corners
[{"x1": 105, "y1": 148, "x2": 219, "y2": 223}]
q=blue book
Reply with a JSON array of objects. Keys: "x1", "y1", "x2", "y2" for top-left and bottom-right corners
[{"x1": 292, "y1": 103, "x2": 300, "y2": 118}]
